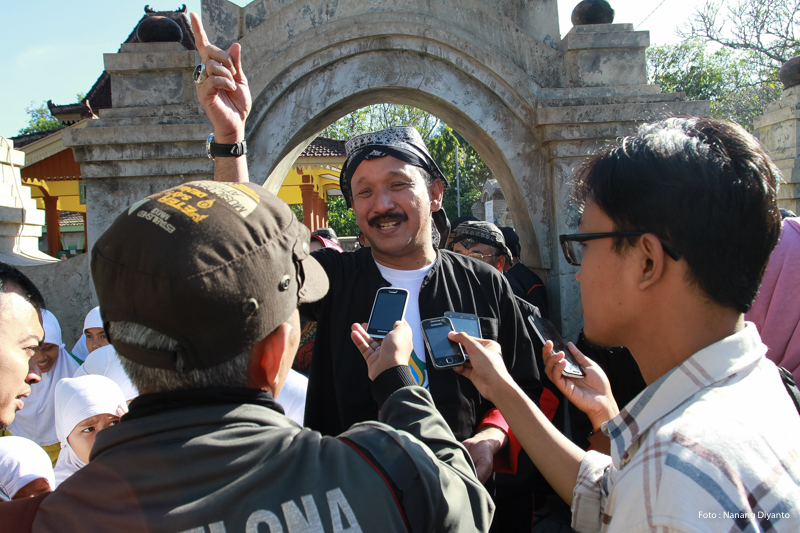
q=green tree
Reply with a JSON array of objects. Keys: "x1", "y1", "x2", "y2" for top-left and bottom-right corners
[
  {"x1": 18, "y1": 101, "x2": 61, "y2": 136},
  {"x1": 647, "y1": 40, "x2": 781, "y2": 131},
  {"x1": 427, "y1": 126, "x2": 492, "y2": 220},
  {"x1": 326, "y1": 196, "x2": 360, "y2": 236},
  {"x1": 321, "y1": 104, "x2": 441, "y2": 141}
]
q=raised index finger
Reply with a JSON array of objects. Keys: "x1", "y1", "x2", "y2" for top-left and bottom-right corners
[{"x1": 190, "y1": 12, "x2": 209, "y2": 58}]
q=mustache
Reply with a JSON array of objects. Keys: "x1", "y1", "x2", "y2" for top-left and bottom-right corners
[{"x1": 368, "y1": 212, "x2": 408, "y2": 227}]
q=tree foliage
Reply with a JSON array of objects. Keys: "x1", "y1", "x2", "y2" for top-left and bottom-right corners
[
  {"x1": 326, "y1": 197, "x2": 360, "y2": 237},
  {"x1": 680, "y1": 0, "x2": 800, "y2": 81},
  {"x1": 321, "y1": 104, "x2": 441, "y2": 141},
  {"x1": 18, "y1": 101, "x2": 62, "y2": 136},
  {"x1": 647, "y1": 40, "x2": 781, "y2": 131}
]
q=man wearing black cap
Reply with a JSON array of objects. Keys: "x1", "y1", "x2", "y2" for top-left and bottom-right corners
[
  {"x1": 187, "y1": 15, "x2": 541, "y2": 531},
  {"x1": 9, "y1": 179, "x2": 494, "y2": 531}
]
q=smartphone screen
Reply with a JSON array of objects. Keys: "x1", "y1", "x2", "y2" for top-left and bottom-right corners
[
  {"x1": 444, "y1": 311, "x2": 482, "y2": 339},
  {"x1": 367, "y1": 288, "x2": 409, "y2": 338},
  {"x1": 527, "y1": 315, "x2": 585, "y2": 378},
  {"x1": 421, "y1": 318, "x2": 466, "y2": 369}
]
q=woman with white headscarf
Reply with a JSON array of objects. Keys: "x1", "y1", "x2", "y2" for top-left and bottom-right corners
[
  {"x1": 54, "y1": 375, "x2": 127, "y2": 487},
  {"x1": 74, "y1": 344, "x2": 139, "y2": 402},
  {"x1": 71, "y1": 306, "x2": 110, "y2": 362},
  {"x1": 6, "y1": 310, "x2": 80, "y2": 465},
  {"x1": 0, "y1": 436, "x2": 55, "y2": 499}
]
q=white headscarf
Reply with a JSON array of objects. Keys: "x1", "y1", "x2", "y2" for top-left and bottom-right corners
[
  {"x1": 53, "y1": 375, "x2": 126, "y2": 487},
  {"x1": 71, "y1": 306, "x2": 103, "y2": 361},
  {"x1": 8, "y1": 310, "x2": 79, "y2": 446},
  {"x1": 0, "y1": 436, "x2": 55, "y2": 497},
  {"x1": 74, "y1": 344, "x2": 138, "y2": 401}
]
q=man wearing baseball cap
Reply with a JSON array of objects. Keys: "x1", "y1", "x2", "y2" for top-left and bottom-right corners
[
  {"x1": 4, "y1": 180, "x2": 494, "y2": 531},
  {"x1": 185, "y1": 14, "x2": 541, "y2": 530}
]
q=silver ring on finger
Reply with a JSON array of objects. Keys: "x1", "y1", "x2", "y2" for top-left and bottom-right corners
[{"x1": 193, "y1": 63, "x2": 209, "y2": 85}]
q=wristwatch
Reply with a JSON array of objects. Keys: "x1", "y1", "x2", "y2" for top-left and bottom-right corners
[{"x1": 206, "y1": 133, "x2": 247, "y2": 159}]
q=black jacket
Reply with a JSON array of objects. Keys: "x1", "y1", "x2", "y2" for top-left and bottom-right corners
[
  {"x1": 301, "y1": 247, "x2": 542, "y2": 441},
  {"x1": 504, "y1": 263, "x2": 549, "y2": 319}
]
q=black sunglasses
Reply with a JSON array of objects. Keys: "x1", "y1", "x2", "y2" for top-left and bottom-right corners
[{"x1": 559, "y1": 231, "x2": 681, "y2": 266}]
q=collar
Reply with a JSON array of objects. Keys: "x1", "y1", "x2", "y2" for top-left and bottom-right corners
[
  {"x1": 123, "y1": 387, "x2": 284, "y2": 422},
  {"x1": 603, "y1": 322, "x2": 766, "y2": 468}
]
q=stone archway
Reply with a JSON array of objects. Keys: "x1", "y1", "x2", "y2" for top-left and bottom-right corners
[{"x1": 64, "y1": 0, "x2": 707, "y2": 338}]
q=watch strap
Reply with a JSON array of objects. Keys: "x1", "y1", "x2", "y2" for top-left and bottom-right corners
[{"x1": 206, "y1": 133, "x2": 247, "y2": 159}]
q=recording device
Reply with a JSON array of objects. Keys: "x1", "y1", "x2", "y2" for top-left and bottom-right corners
[
  {"x1": 444, "y1": 311, "x2": 482, "y2": 339},
  {"x1": 527, "y1": 315, "x2": 586, "y2": 378},
  {"x1": 366, "y1": 288, "x2": 410, "y2": 339},
  {"x1": 421, "y1": 317, "x2": 467, "y2": 369}
]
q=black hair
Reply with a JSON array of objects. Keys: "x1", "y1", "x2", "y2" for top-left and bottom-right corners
[
  {"x1": 574, "y1": 116, "x2": 781, "y2": 313},
  {"x1": 500, "y1": 226, "x2": 521, "y2": 258},
  {"x1": 0, "y1": 262, "x2": 46, "y2": 310}
]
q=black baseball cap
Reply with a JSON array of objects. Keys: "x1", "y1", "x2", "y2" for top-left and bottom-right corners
[{"x1": 91, "y1": 181, "x2": 328, "y2": 372}]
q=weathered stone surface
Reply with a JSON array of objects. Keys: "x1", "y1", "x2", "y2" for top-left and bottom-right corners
[
  {"x1": 563, "y1": 24, "x2": 649, "y2": 87},
  {"x1": 0, "y1": 140, "x2": 55, "y2": 265},
  {"x1": 64, "y1": 0, "x2": 709, "y2": 340},
  {"x1": 755, "y1": 86, "x2": 800, "y2": 214},
  {"x1": 19, "y1": 253, "x2": 96, "y2": 349}
]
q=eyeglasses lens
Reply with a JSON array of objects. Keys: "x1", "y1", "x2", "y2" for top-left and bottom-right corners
[{"x1": 562, "y1": 240, "x2": 583, "y2": 266}]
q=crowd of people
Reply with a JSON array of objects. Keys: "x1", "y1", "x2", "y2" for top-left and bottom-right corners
[{"x1": 0, "y1": 12, "x2": 799, "y2": 533}]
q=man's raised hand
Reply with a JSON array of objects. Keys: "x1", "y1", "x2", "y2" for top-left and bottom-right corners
[
  {"x1": 189, "y1": 12, "x2": 252, "y2": 144},
  {"x1": 351, "y1": 321, "x2": 413, "y2": 381},
  {"x1": 543, "y1": 341, "x2": 619, "y2": 429}
]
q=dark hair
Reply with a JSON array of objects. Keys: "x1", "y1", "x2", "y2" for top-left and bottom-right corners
[
  {"x1": 0, "y1": 262, "x2": 46, "y2": 310},
  {"x1": 574, "y1": 117, "x2": 781, "y2": 313}
]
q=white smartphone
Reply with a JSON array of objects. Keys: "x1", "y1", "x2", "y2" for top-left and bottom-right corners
[{"x1": 366, "y1": 287, "x2": 410, "y2": 339}]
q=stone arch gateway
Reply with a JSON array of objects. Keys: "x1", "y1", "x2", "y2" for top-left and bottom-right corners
[{"x1": 62, "y1": 0, "x2": 707, "y2": 339}]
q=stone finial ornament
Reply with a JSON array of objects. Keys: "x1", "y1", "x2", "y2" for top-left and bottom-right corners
[
  {"x1": 780, "y1": 56, "x2": 800, "y2": 89},
  {"x1": 137, "y1": 9, "x2": 184, "y2": 43},
  {"x1": 571, "y1": 0, "x2": 615, "y2": 26}
]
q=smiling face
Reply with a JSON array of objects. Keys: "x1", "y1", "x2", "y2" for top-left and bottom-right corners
[
  {"x1": 0, "y1": 289, "x2": 43, "y2": 428},
  {"x1": 85, "y1": 327, "x2": 109, "y2": 354},
  {"x1": 36, "y1": 342, "x2": 59, "y2": 374},
  {"x1": 67, "y1": 413, "x2": 120, "y2": 463},
  {"x1": 350, "y1": 156, "x2": 443, "y2": 268},
  {"x1": 574, "y1": 201, "x2": 636, "y2": 347}
]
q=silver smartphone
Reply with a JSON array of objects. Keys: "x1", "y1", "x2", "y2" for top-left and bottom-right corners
[
  {"x1": 527, "y1": 314, "x2": 585, "y2": 378},
  {"x1": 366, "y1": 287, "x2": 409, "y2": 339},
  {"x1": 443, "y1": 311, "x2": 482, "y2": 339}
]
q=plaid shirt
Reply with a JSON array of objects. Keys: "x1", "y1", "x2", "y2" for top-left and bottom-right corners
[{"x1": 572, "y1": 323, "x2": 800, "y2": 533}]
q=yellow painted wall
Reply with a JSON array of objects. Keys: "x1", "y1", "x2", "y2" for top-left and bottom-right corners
[{"x1": 278, "y1": 165, "x2": 341, "y2": 205}]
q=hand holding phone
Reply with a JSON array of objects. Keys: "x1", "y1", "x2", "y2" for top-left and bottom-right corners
[
  {"x1": 527, "y1": 315, "x2": 585, "y2": 378},
  {"x1": 367, "y1": 288, "x2": 410, "y2": 339},
  {"x1": 421, "y1": 317, "x2": 467, "y2": 369}
]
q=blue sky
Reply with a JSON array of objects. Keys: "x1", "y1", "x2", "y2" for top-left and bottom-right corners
[{"x1": 0, "y1": 0, "x2": 703, "y2": 138}]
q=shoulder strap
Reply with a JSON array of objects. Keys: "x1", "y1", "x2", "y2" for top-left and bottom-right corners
[{"x1": 778, "y1": 367, "x2": 800, "y2": 416}]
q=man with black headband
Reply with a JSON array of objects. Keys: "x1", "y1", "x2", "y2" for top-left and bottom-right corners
[
  {"x1": 452, "y1": 220, "x2": 513, "y2": 272},
  {"x1": 187, "y1": 15, "x2": 542, "y2": 531}
]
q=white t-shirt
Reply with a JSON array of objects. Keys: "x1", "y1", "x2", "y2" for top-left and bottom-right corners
[{"x1": 375, "y1": 260, "x2": 434, "y2": 389}]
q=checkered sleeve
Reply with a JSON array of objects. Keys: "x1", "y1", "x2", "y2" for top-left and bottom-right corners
[{"x1": 571, "y1": 451, "x2": 613, "y2": 533}]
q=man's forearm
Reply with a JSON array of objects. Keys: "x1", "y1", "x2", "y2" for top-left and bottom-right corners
[
  {"x1": 491, "y1": 379, "x2": 586, "y2": 505},
  {"x1": 213, "y1": 155, "x2": 249, "y2": 183}
]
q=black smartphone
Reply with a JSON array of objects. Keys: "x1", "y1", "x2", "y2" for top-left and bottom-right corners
[
  {"x1": 366, "y1": 287, "x2": 410, "y2": 339},
  {"x1": 443, "y1": 311, "x2": 482, "y2": 339},
  {"x1": 527, "y1": 315, "x2": 586, "y2": 378},
  {"x1": 421, "y1": 317, "x2": 467, "y2": 369}
]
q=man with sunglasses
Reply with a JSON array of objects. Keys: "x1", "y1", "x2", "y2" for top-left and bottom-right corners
[{"x1": 450, "y1": 117, "x2": 800, "y2": 532}]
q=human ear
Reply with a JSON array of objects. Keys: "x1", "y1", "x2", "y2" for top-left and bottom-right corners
[
  {"x1": 252, "y1": 322, "x2": 293, "y2": 394},
  {"x1": 638, "y1": 233, "x2": 666, "y2": 290},
  {"x1": 429, "y1": 179, "x2": 444, "y2": 212}
]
